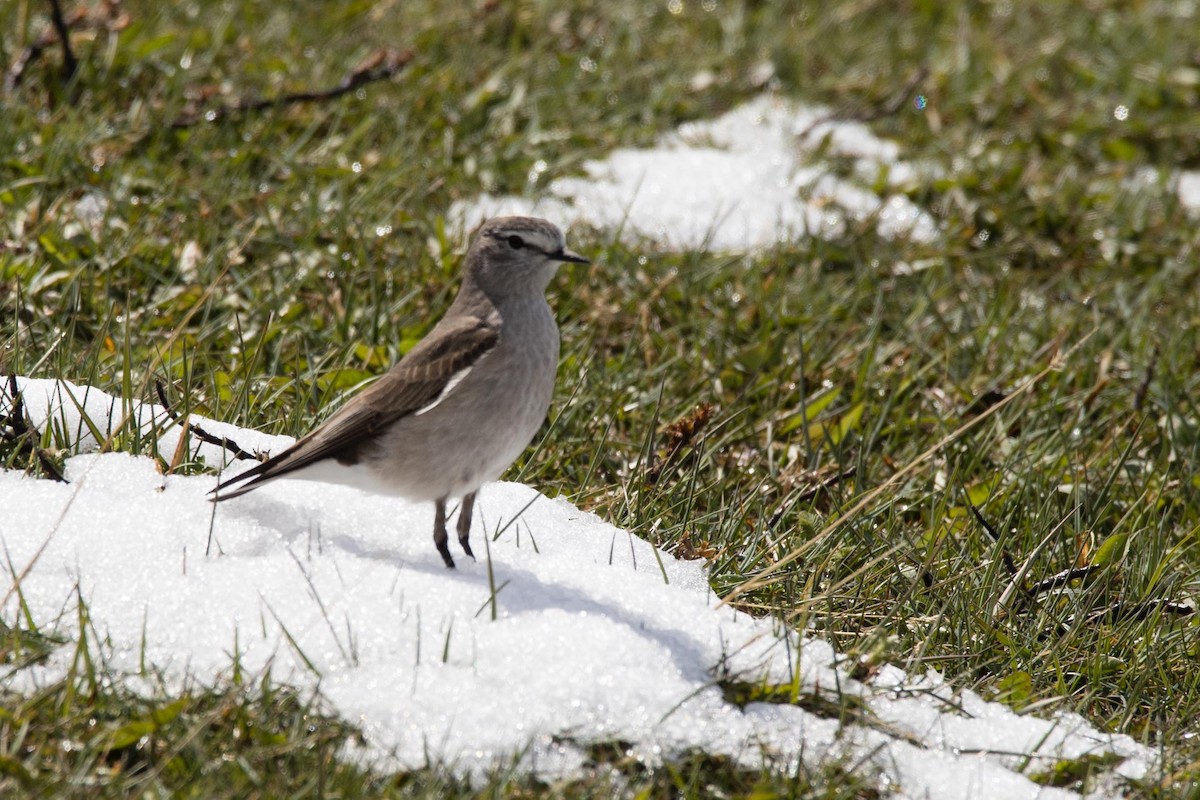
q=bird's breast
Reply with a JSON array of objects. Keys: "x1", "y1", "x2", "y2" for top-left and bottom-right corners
[{"x1": 365, "y1": 296, "x2": 560, "y2": 501}]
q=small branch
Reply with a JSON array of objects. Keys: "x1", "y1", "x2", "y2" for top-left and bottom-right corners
[
  {"x1": 169, "y1": 48, "x2": 414, "y2": 130},
  {"x1": 1079, "y1": 598, "x2": 1195, "y2": 626},
  {"x1": 765, "y1": 466, "x2": 857, "y2": 529},
  {"x1": 1028, "y1": 566, "x2": 1100, "y2": 597},
  {"x1": 47, "y1": 0, "x2": 78, "y2": 85},
  {"x1": 967, "y1": 501, "x2": 1020, "y2": 581},
  {"x1": 5, "y1": 6, "x2": 84, "y2": 92},
  {"x1": 792, "y1": 465, "x2": 856, "y2": 506},
  {"x1": 2, "y1": 375, "x2": 68, "y2": 482},
  {"x1": 796, "y1": 65, "x2": 930, "y2": 142},
  {"x1": 154, "y1": 380, "x2": 261, "y2": 462},
  {"x1": 4, "y1": 1, "x2": 127, "y2": 94}
]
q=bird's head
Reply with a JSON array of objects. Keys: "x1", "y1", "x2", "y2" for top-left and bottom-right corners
[{"x1": 464, "y1": 216, "x2": 588, "y2": 298}]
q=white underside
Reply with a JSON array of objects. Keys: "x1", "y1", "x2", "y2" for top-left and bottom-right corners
[{"x1": 261, "y1": 458, "x2": 412, "y2": 498}]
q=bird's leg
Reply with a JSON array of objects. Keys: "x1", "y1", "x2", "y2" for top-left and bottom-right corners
[
  {"x1": 457, "y1": 491, "x2": 476, "y2": 560},
  {"x1": 434, "y1": 498, "x2": 455, "y2": 568}
]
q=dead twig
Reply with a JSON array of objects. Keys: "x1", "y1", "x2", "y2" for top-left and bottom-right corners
[
  {"x1": 796, "y1": 65, "x2": 930, "y2": 143},
  {"x1": 725, "y1": 334, "x2": 1086, "y2": 608},
  {"x1": 968, "y1": 501, "x2": 1020, "y2": 582},
  {"x1": 4, "y1": 0, "x2": 127, "y2": 94},
  {"x1": 974, "y1": 503, "x2": 1192, "y2": 629},
  {"x1": 169, "y1": 48, "x2": 414, "y2": 130},
  {"x1": 1076, "y1": 598, "x2": 1194, "y2": 626},
  {"x1": 1028, "y1": 566, "x2": 1101, "y2": 597},
  {"x1": 47, "y1": 0, "x2": 78, "y2": 85},
  {"x1": 154, "y1": 380, "x2": 261, "y2": 462},
  {"x1": 5, "y1": 6, "x2": 84, "y2": 92},
  {"x1": 791, "y1": 465, "x2": 856, "y2": 507},
  {"x1": 1, "y1": 375, "x2": 68, "y2": 482},
  {"x1": 1051, "y1": 599, "x2": 1190, "y2": 638},
  {"x1": 764, "y1": 466, "x2": 857, "y2": 529}
]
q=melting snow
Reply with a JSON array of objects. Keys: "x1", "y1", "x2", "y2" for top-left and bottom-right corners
[
  {"x1": 0, "y1": 377, "x2": 1152, "y2": 798},
  {"x1": 450, "y1": 95, "x2": 940, "y2": 250},
  {"x1": 1175, "y1": 170, "x2": 1200, "y2": 213}
]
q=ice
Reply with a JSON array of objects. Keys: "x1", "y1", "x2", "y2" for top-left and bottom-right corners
[{"x1": 0, "y1": 377, "x2": 1152, "y2": 797}]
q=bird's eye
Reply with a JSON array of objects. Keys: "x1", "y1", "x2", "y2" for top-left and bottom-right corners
[{"x1": 505, "y1": 235, "x2": 525, "y2": 250}]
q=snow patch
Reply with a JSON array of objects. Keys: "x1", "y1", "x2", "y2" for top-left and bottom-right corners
[
  {"x1": 0, "y1": 377, "x2": 1152, "y2": 798},
  {"x1": 450, "y1": 96, "x2": 940, "y2": 251}
]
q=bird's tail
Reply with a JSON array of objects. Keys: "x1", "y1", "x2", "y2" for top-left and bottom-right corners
[{"x1": 209, "y1": 461, "x2": 277, "y2": 502}]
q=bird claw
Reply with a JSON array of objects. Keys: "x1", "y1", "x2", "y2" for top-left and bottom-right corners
[
  {"x1": 459, "y1": 538, "x2": 476, "y2": 561},
  {"x1": 436, "y1": 541, "x2": 456, "y2": 569}
]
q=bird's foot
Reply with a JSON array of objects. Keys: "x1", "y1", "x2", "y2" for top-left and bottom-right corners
[
  {"x1": 436, "y1": 540, "x2": 456, "y2": 569},
  {"x1": 435, "y1": 498, "x2": 455, "y2": 568},
  {"x1": 459, "y1": 536, "x2": 476, "y2": 561}
]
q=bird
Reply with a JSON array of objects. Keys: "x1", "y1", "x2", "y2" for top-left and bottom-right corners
[{"x1": 210, "y1": 216, "x2": 588, "y2": 568}]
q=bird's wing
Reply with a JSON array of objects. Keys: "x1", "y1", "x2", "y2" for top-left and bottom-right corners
[{"x1": 211, "y1": 314, "x2": 500, "y2": 499}]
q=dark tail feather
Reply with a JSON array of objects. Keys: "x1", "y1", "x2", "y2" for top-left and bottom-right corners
[
  {"x1": 210, "y1": 459, "x2": 277, "y2": 502},
  {"x1": 209, "y1": 430, "x2": 333, "y2": 501}
]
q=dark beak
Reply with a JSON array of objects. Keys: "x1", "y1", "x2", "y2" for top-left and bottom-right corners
[{"x1": 548, "y1": 247, "x2": 589, "y2": 264}]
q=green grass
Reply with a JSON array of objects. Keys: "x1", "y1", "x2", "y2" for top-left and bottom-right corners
[{"x1": 3, "y1": 0, "x2": 1200, "y2": 795}]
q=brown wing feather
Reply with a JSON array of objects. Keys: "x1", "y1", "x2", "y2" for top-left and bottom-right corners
[{"x1": 211, "y1": 315, "x2": 499, "y2": 499}]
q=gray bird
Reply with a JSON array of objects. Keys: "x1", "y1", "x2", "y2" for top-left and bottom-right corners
[{"x1": 211, "y1": 216, "x2": 587, "y2": 568}]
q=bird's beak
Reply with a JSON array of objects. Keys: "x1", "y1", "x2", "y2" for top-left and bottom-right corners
[{"x1": 549, "y1": 247, "x2": 589, "y2": 264}]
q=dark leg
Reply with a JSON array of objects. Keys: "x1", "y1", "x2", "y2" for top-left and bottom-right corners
[
  {"x1": 434, "y1": 498, "x2": 455, "y2": 568},
  {"x1": 457, "y1": 492, "x2": 476, "y2": 561}
]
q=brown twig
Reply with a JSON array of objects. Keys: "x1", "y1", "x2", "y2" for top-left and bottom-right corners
[
  {"x1": 792, "y1": 465, "x2": 856, "y2": 506},
  {"x1": 975, "y1": 503, "x2": 1192, "y2": 628},
  {"x1": 764, "y1": 466, "x2": 857, "y2": 529},
  {"x1": 154, "y1": 380, "x2": 261, "y2": 462},
  {"x1": 47, "y1": 0, "x2": 78, "y2": 85},
  {"x1": 1028, "y1": 566, "x2": 1101, "y2": 596},
  {"x1": 967, "y1": 501, "x2": 1020, "y2": 582},
  {"x1": 1079, "y1": 598, "x2": 1194, "y2": 626},
  {"x1": 796, "y1": 65, "x2": 930, "y2": 143},
  {"x1": 4, "y1": 1, "x2": 127, "y2": 93},
  {"x1": 169, "y1": 48, "x2": 414, "y2": 130},
  {"x1": 5, "y1": 6, "x2": 84, "y2": 92},
  {"x1": 1, "y1": 375, "x2": 68, "y2": 482}
]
